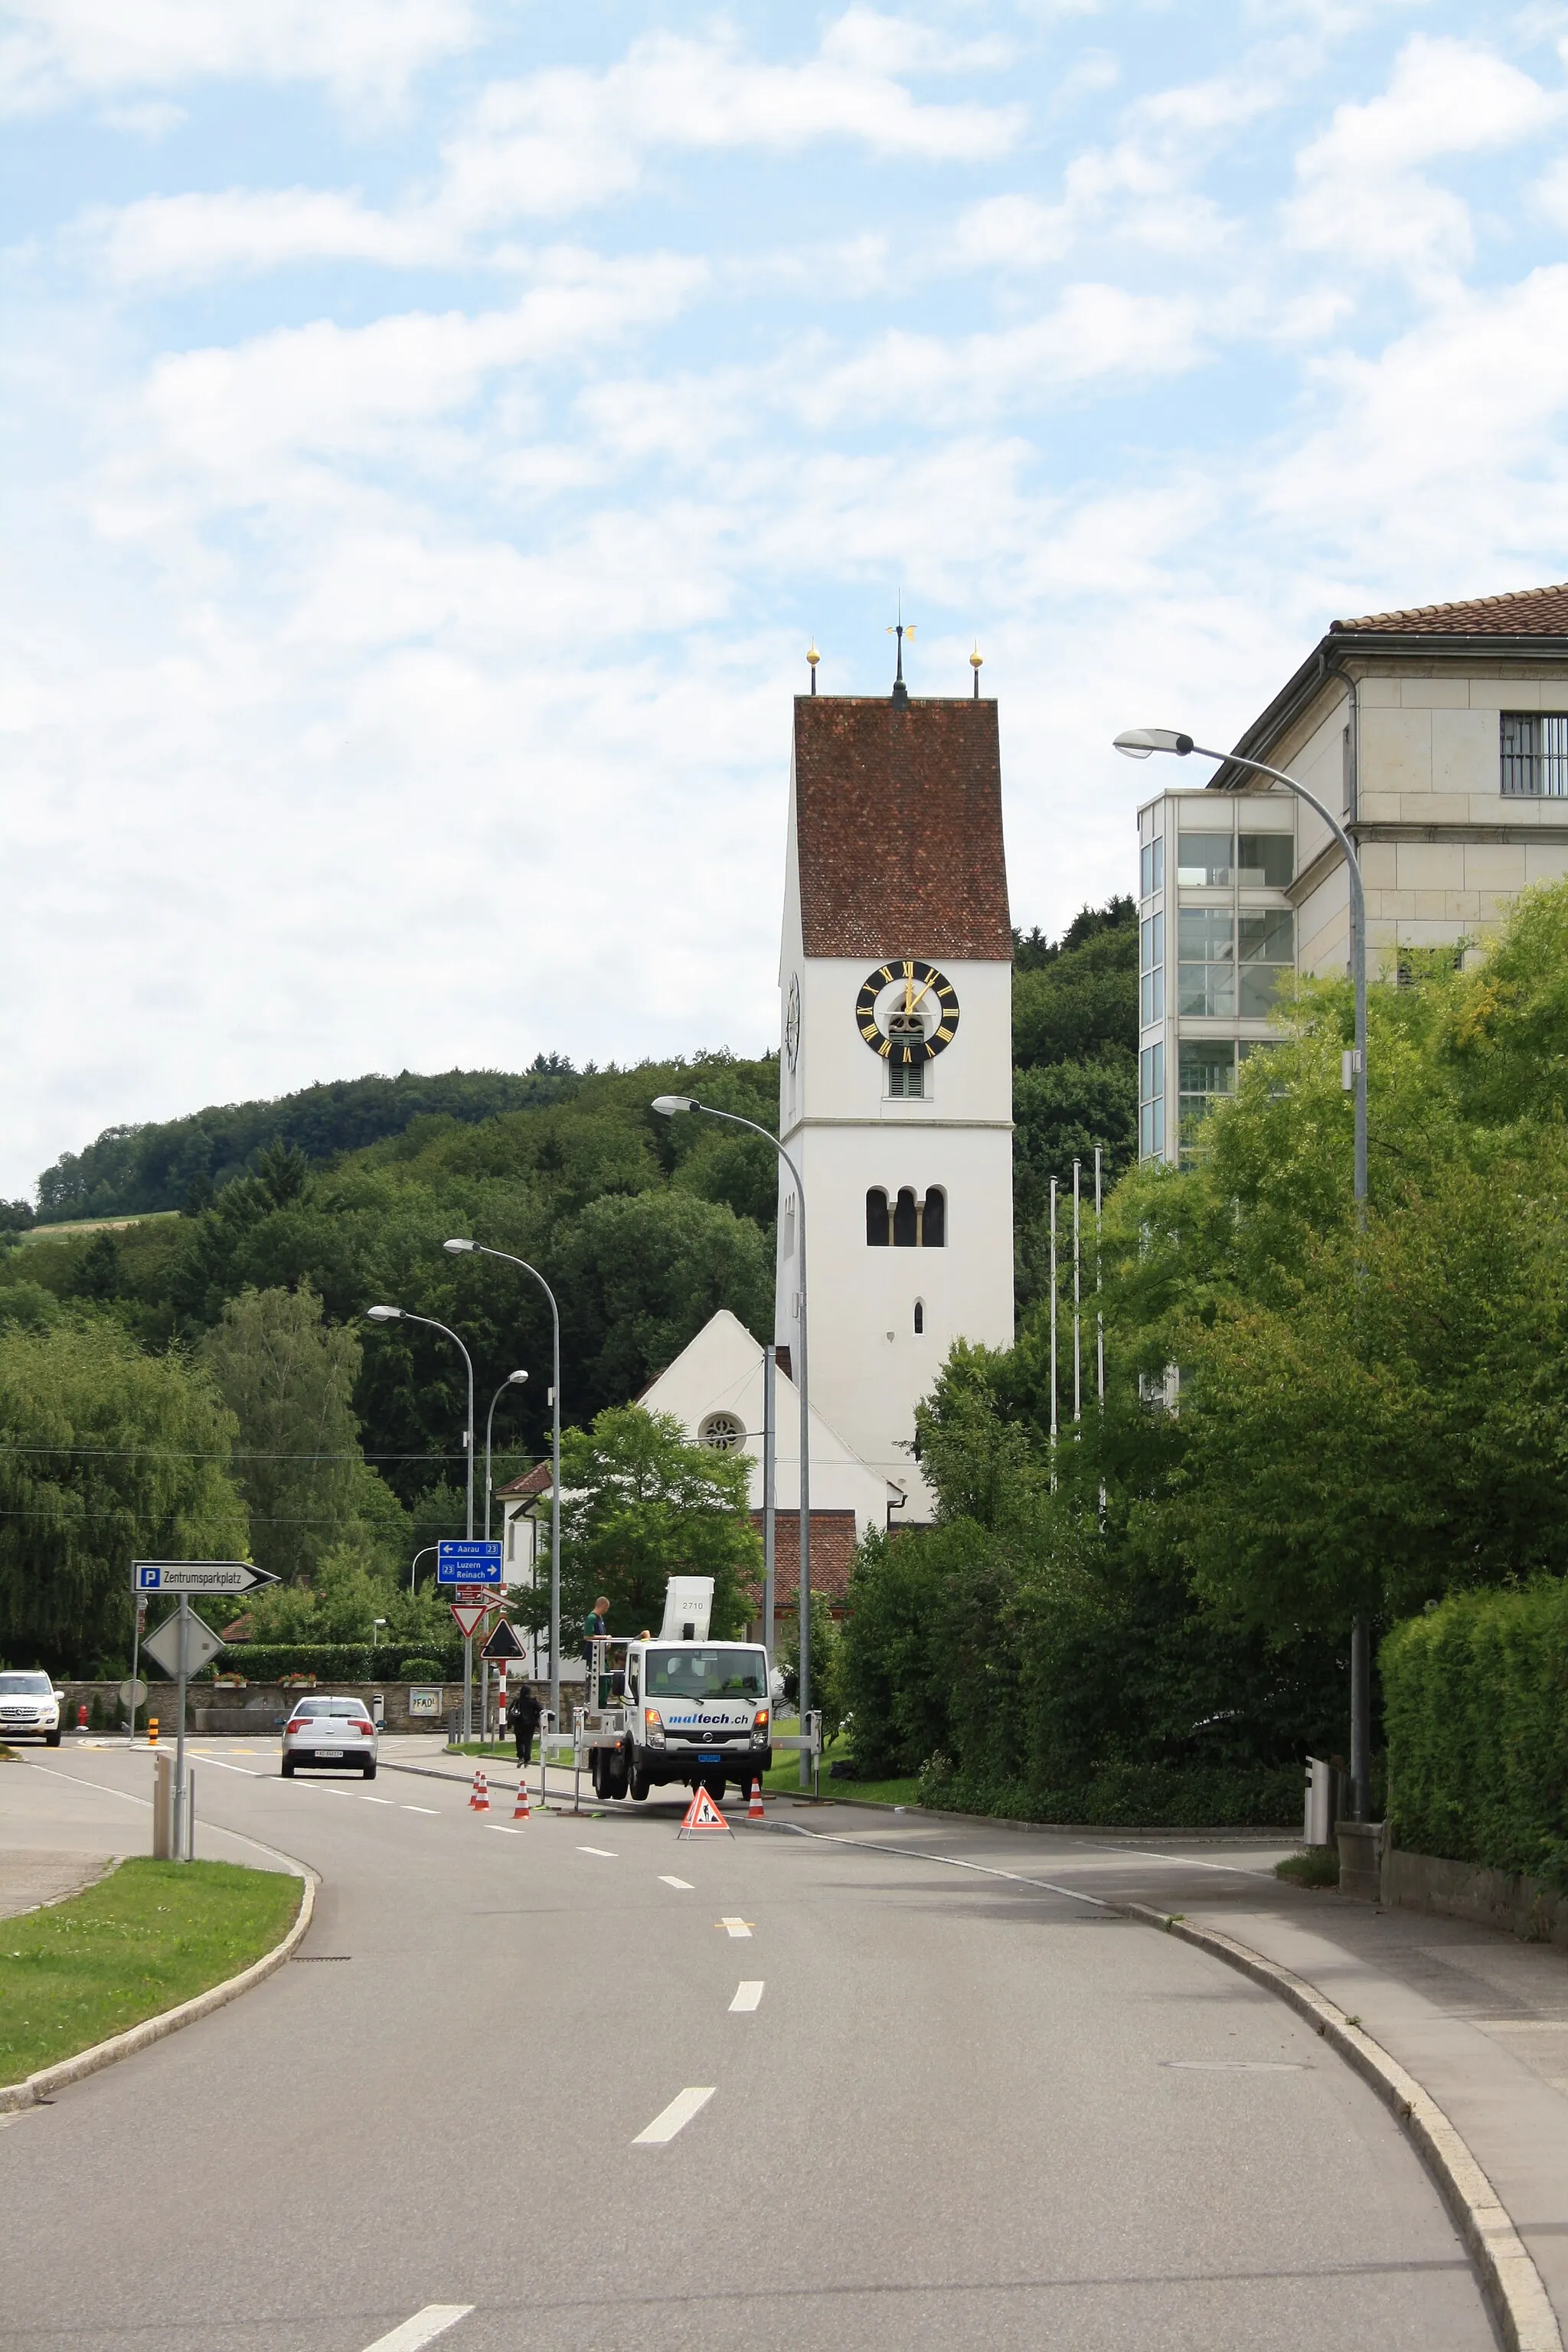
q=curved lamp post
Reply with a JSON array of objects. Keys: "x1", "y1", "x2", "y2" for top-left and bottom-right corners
[
  {"x1": 484, "y1": 1370, "x2": 530, "y2": 1542},
  {"x1": 652, "y1": 1094, "x2": 812, "y2": 1786},
  {"x1": 1113, "y1": 724, "x2": 1371, "y2": 1819},
  {"x1": 444, "y1": 1242, "x2": 564, "y2": 1731},
  {"x1": 366, "y1": 1303, "x2": 477, "y2": 1735}
]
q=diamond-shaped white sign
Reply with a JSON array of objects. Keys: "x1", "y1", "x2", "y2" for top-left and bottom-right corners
[{"x1": 142, "y1": 1609, "x2": 224, "y2": 1681}]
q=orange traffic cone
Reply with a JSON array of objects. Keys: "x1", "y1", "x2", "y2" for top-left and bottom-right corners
[
  {"x1": 512, "y1": 1777, "x2": 531, "y2": 1821},
  {"x1": 748, "y1": 1779, "x2": 765, "y2": 1822},
  {"x1": 470, "y1": 1769, "x2": 489, "y2": 1813}
]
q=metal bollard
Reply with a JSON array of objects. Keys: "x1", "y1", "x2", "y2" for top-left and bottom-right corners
[{"x1": 149, "y1": 1716, "x2": 159, "y2": 1746}]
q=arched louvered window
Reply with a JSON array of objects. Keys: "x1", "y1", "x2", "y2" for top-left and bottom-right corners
[
  {"x1": 922, "y1": 1187, "x2": 946, "y2": 1247},
  {"x1": 866, "y1": 1187, "x2": 890, "y2": 1246}
]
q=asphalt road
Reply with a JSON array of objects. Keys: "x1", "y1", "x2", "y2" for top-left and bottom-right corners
[{"x1": 0, "y1": 1743, "x2": 1494, "y2": 2352}]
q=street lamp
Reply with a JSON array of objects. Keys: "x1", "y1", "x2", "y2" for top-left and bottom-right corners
[
  {"x1": 652, "y1": 1094, "x2": 812, "y2": 1786},
  {"x1": 484, "y1": 1370, "x2": 530, "y2": 1542},
  {"x1": 1113, "y1": 724, "x2": 1372, "y2": 1818},
  {"x1": 365, "y1": 1303, "x2": 479, "y2": 1735},
  {"x1": 443, "y1": 1241, "x2": 564, "y2": 1733},
  {"x1": 409, "y1": 1543, "x2": 437, "y2": 1594}
]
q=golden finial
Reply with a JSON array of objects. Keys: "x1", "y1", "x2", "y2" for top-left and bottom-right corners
[
  {"x1": 970, "y1": 642, "x2": 984, "y2": 699},
  {"x1": 806, "y1": 640, "x2": 819, "y2": 694}
]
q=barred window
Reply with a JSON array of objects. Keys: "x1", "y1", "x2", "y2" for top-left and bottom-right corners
[{"x1": 1501, "y1": 713, "x2": 1568, "y2": 797}]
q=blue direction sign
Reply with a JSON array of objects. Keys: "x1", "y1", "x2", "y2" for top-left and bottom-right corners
[{"x1": 437, "y1": 1540, "x2": 503, "y2": 1586}]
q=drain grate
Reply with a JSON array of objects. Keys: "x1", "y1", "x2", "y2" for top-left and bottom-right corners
[{"x1": 292, "y1": 1954, "x2": 352, "y2": 1962}]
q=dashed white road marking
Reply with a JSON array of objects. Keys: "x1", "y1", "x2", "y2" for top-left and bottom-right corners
[
  {"x1": 730, "y1": 1981, "x2": 764, "y2": 2012},
  {"x1": 402, "y1": 1805, "x2": 440, "y2": 1815},
  {"x1": 659, "y1": 1875, "x2": 693, "y2": 1890},
  {"x1": 360, "y1": 1794, "x2": 395, "y2": 1805},
  {"x1": 357, "y1": 2305, "x2": 474, "y2": 2352},
  {"x1": 194, "y1": 1756, "x2": 258, "y2": 1777},
  {"x1": 633, "y1": 2086, "x2": 715, "y2": 2145},
  {"x1": 486, "y1": 1824, "x2": 523, "y2": 1837},
  {"x1": 719, "y1": 1916, "x2": 753, "y2": 1938},
  {"x1": 577, "y1": 1845, "x2": 616, "y2": 1857}
]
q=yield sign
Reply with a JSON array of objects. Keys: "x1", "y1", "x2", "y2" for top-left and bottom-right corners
[
  {"x1": 678, "y1": 1785, "x2": 733, "y2": 1838},
  {"x1": 449, "y1": 1601, "x2": 489, "y2": 1640}
]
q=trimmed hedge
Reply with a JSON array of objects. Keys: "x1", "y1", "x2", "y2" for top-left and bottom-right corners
[
  {"x1": 916, "y1": 1757, "x2": 1301, "y2": 1828},
  {"x1": 1383, "y1": 1579, "x2": 1568, "y2": 1891},
  {"x1": 199, "y1": 1642, "x2": 462, "y2": 1684}
]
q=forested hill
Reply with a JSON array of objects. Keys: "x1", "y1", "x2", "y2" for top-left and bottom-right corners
[{"x1": 35, "y1": 1060, "x2": 578, "y2": 1220}]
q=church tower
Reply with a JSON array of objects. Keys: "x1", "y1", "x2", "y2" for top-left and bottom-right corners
[{"x1": 776, "y1": 673, "x2": 1014, "y2": 1521}]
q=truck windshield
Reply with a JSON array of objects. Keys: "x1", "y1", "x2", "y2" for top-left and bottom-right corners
[{"x1": 646, "y1": 1648, "x2": 764, "y2": 1701}]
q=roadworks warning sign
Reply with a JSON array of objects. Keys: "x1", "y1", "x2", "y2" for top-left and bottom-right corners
[{"x1": 678, "y1": 1785, "x2": 733, "y2": 1838}]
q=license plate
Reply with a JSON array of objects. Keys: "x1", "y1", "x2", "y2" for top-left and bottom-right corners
[
  {"x1": 698, "y1": 1751, "x2": 720, "y2": 1762},
  {"x1": 315, "y1": 1749, "x2": 343, "y2": 1759}
]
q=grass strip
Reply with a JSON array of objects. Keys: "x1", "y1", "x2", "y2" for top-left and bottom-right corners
[
  {"x1": 0, "y1": 1857, "x2": 301, "y2": 2084},
  {"x1": 1275, "y1": 1847, "x2": 1341, "y2": 1889}
]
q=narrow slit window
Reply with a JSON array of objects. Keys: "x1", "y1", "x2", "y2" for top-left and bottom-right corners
[{"x1": 913, "y1": 1300, "x2": 924, "y2": 1334}]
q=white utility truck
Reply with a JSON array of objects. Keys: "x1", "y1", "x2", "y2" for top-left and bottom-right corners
[{"x1": 581, "y1": 1577, "x2": 773, "y2": 1805}]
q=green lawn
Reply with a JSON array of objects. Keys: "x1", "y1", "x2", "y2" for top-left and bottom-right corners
[
  {"x1": 761, "y1": 1721, "x2": 920, "y2": 1807},
  {"x1": 0, "y1": 1857, "x2": 302, "y2": 2086}
]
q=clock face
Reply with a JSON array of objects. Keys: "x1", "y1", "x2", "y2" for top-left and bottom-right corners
[
  {"x1": 855, "y1": 959, "x2": 960, "y2": 1065},
  {"x1": 785, "y1": 973, "x2": 801, "y2": 1071}
]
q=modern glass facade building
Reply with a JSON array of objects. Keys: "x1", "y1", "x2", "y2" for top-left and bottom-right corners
[{"x1": 1136, "y1": 580, "x2": 1568, "y2": 1165}]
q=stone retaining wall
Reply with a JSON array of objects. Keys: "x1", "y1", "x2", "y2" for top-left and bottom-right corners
[
  {"x1": 58, "y1": 1679, "x2": 555, "y2": 1737},
  {"x1": 1380, "y1": 1838, "x2": 1568, "y2": 1949}
]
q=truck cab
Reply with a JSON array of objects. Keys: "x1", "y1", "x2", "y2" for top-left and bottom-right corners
[{"x1": 588, "y1": 1635, "x2": 772, "y2": 1803}]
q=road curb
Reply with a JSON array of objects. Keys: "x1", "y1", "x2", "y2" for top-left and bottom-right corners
[
  {"x1": 0, "y1": 1856, "x2": 318, "y2": 2116},
  {"x1": 1125, "y1": 1903, "x2": 1562, "y2": 2352}
]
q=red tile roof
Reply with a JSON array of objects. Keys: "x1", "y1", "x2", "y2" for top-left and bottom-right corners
[
  {"x1": 494, "y1": 1462, "x2": 552, "y2": 1500},
  {"x1": 744, "y1": 1510, "x2": 858, "y2": 1608},
  {"x1": 1331, "y1": 583, "x2": 1568, "y2": 636},
  {"x1": 794, "y1": 696, "x2": 1011, "y2": 960}
]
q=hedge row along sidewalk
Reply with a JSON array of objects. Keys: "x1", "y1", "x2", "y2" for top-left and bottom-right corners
[{"x1": 1, "y1": 1858, "x2": 305, "y2": 2099}]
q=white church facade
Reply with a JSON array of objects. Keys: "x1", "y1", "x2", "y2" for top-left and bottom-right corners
[{"x1": 501, "y1": 667, "x2": 1016, "y2": 1647}]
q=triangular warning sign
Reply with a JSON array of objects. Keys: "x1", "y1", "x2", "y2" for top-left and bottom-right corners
[
  {"x1": 678, "y1": 1785, "x2": 733, "y2": 1839},
  {"x1": 480, "y1": 1618, "x2": 526, "y2": 1661}
]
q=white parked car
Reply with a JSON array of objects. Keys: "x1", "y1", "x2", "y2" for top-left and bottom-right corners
[
  {"x1": 281, "y1": 1696, "x2": 378, "y2": 1779},
  {"x1": 0, "y1": 1670, "x2": 62, "y2": 1746}
]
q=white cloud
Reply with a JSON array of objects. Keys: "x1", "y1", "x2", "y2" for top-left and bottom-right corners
[
  {"x1": 438, "y1": 21, "x2": 1023, "y2": 228},
  {"x1": 1286, "y1": 36, "x2": 1564, "y2": 283},
  {"x1": 91, "y1": 188, "x2": 452, "y2": 289},
  {"x1": 0, "y1": 0, "x2": 475, "y2": 114},
  {"x1": 121, "y1": 257, "x2": 708, "y2": 489}
]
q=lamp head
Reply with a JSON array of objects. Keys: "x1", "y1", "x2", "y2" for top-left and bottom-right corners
[
  {"x1": 443, "y1": 1237, "x2": 475, "y2": 1254},
  {"x1": 508, "y1": 1369, "x2": 529, "y2": 1386},
  {"x1": 651, "y1": 1095, "x2": 697, "y2": 1116},
  {"x1": 1113, "y1": 727, "x2": 1194, "y2": 760},
  {"x1": 364, "y1": 1305, "x2": 402, "y2": 1322}
]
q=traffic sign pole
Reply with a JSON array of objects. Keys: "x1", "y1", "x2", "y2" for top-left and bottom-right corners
[
  {"x1": 172, "y1": 1596, "x2": 189, "y2": 1863},
  {"x1": 128, "y1": 1596, "x2": 145, "y2": 1746}
]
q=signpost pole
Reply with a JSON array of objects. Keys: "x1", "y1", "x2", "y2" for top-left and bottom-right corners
[
  {"x1": 462, "y1": 1635, "x2": 473, "y2": 1744},
  {"x1": 128, "y1": 1598, "x2": 145, "y2": 1746},
  {"x1": 172, "y1": 1596, "x2": 189, "y2": 1865}
]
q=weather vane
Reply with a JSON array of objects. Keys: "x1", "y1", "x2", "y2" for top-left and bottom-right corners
[
  {"x1": 887, "y1": 599, "x2": 916, "y2": 707},
  {"x1": 806, "y1": 638, "x2": 820, "y2": 694}
]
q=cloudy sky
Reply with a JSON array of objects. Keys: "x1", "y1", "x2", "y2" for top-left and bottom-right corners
[{"x1": 4, "y1": 2, "x2": 1568, "y2": 1197}]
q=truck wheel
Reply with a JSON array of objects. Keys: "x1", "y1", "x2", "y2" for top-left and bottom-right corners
[
  {"x1": 701, "y1": 1772, "x2": 726, "y2": 1805},
  {"x1": 631, "y1": 1763, "x2": 652, "y2": 1802}
]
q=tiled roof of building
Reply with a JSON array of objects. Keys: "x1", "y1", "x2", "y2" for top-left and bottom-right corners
[
  {"x1": 794, "y1": 695, "x2": 1011, "y2": 960},
  {"x1": 744, "y1": 1509, "x2": 858, "y2": 1609},
  {"x1": 494, "y1": 1462, "x2": 552, "y2": 1500},
  {"x1": 1331, "y1": 583, "x2": 1568, "y2": 636}
]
